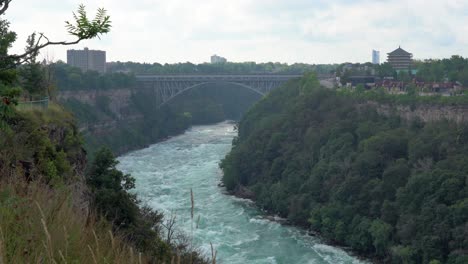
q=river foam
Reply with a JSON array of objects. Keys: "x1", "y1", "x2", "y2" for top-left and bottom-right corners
[{"x1": 117, "y1": 122, "x2": 366, "y2": 264}]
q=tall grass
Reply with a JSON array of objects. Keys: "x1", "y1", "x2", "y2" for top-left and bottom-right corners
[{"x1": 0, "y1": 177, "x2": 148, "y2": 264}]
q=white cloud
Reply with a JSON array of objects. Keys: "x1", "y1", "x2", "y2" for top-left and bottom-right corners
[{"x1": 4, "y1": 0, "x2": 468, "y2": 64}]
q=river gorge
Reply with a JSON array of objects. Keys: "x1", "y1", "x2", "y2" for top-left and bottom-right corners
[{"x1": 117, "y1": 122, "x2": 364, "y2": 264}]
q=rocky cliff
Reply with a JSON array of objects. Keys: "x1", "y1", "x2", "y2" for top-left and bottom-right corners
[
  {"x1": 58, "y1": 88, "x2": 141, "y2": 120},
  {"x1": 363, "y1": 101, "x2": 468, "y2": 124}
]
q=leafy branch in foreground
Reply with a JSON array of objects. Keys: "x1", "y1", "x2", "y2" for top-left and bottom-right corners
[{"x1": 1, "y1": 3, "x2": 111, "y2": 67}]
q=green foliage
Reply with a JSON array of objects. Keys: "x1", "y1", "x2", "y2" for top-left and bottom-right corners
[
  {"x1": 87, "y1": 148, "x2": 138, "y2": 228},
  {"x1": 414, "y1": 56, "x2": 468, "y2": 85},
  {"x1": 63, "y1": 98, "x2": 100, "y2": 123},
  {"x1": 340, "y1": 86, "x2": 468, "y2": 106},
  {"x1": 18, "y1": 62, "x2": 46, "y2": 96},
  {"x1": 0, "y1": 105, "x2": 79, "y2": 184},
  {"x1": 0, "y1": 85, "x2": 21, "y2": 130},
  {"x1": 54, "y1": 62, "x2": 136, "y2": 90},
  {"x1": 107, "y1": 61, "x2": 337, "y2": 75},
  {"x1": 355, "y1": 84, "x2": 365, "y2": 94},
  {"x1": 86, "y1": 148, "x2": 209, "y2": 263},
  {"x1": 0, "y1": 18, "x2": 17, "y2": 70},
  {"x1": 221, "y1": 74, "x2": 468, "y2": 263},
  {"x1": 66, "y1": 5, "x2": 111, "y2": 40}
]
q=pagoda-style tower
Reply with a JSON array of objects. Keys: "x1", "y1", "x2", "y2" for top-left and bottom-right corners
[{"x1": 387, "y1": 46, "x2": 413, "y2": 71}]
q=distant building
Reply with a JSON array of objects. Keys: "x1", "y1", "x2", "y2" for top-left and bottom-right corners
[
  {"x1": 211, "y1": 54, "x2": 227, "y2": 64},
  {"x1": 387, "y1": 46, "x2": 413, "y2": 71},
  {"x1": 67, "y1": 48, "x2": 106, "y2": 73},
  {"x1": 372, "y1": 50, "x2": 380, "y2": 65}
]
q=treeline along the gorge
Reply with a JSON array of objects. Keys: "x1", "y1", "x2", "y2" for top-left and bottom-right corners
[{"x1": 220, "y1": 74, "x2": 468, "y2": 264}]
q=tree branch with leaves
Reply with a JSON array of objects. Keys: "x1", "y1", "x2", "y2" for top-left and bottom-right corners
[
  {"x1": 0, "y1": 1, "x2": 111, "y2": 130},
  {"x1": 1, "y1": 3, "x2": 111, "y2": 68}
]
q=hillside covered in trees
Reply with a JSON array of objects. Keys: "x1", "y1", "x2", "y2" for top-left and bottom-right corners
[
  {"x1": 0, "y1": 2, "x2": 211, "y2": 263},
  {"x1": 221, "y1": 74, "x2": 468, "y2": 264}
]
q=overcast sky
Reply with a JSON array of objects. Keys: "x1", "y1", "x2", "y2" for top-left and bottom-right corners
[{"x1": 5, "y1": 0, "x2": 468, "y2": 64}]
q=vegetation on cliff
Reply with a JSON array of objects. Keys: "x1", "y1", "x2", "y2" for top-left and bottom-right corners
[
  {"x1": 0, "y1": 105, "x2": 209, "y2": 263},
  {"x1": 0, "y1": 2, "x2": 210, "y2": 263},
  {"x1": 65, "y1": 82, "x2": 261, "y2": 155},
  {"x1": 53, "y1": 62, "x2": 137, "y2": 91},
  {"x1": 221, "y1": 73, "x2": 468, "y2": 264}
]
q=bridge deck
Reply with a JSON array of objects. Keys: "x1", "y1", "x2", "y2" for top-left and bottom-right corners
[{"x1": 136, "y1": 75, "x2": 303, "y2": 82}]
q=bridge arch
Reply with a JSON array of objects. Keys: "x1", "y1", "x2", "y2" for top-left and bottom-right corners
[
  {"x1": 158, "y1": 81, "x2": 265, "y2": 108},
  {"x1": 136, "y1": 74, "x2": 303, "y2": 108}
]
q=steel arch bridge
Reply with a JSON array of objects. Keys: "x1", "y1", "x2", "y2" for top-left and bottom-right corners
[{"x1": 136, "y1": 74, "x2": 303, "y2": 107}]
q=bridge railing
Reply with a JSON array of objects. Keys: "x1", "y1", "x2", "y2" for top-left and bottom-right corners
[{"x1": 135, "y1": 74, "x2": 304, "y2": 82}]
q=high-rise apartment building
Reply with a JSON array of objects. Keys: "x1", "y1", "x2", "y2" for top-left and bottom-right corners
[
  {"x1": 67, "y1": 48, "x2": 106, "y2": 73},
  {"x1": 372, "y1": 50, "x2": 380, "y2": 65},
  {"x1": 211, "y1": 54, "x2": 227, "y2": 64}
]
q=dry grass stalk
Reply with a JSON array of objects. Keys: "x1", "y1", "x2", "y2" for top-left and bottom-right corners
[
  {"x1": 63, "y1": 226, "x2": 69, "y2": 258},
  {"x1": 40, "y1": 219, "x2": 52, "y2": 246},
  {"x1": 108, "y1": 230, "x2": 115, "y2": 250},
  {"x1": 40, "y1": 218, "x2": 54, "y2": 262},
  {"x1": 35, "y1": 201, "x2": 46, "y2": 220},
  {"x1": 0, "y1": 226, "x2": 5, "y2": 264},
  {"x1": 130, "y1": 247, "x2": 134, "y2": 263},
  {"x1": 42, "y1": 241, "x2": 55, "y2": 263},
  {"x1": 59, "y1": 250, "x2": 67, "y2": 264},
  {"x1": 139, "y1": 252, "x2": 142, "y2": 264},
  {"x1": 87, "y1": 244, "x2": 98, "y2": 264},
  {"x1": 92, "y1": 229, "x2": 100, "y2": 257},
  {"x1": 0, "y1": 240, "x2": 3, "y2": 264}
]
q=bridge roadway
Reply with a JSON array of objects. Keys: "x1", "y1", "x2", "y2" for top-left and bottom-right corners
[{"x1": 136, "y1": 74, "x2": 333, "y2": 107}]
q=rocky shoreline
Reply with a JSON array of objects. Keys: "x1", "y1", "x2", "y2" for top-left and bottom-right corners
[{"x1": 223, "y1": 183, "x2": 375, "y2": 263}]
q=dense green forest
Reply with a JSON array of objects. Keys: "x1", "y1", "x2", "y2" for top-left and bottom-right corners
[
  {"x1": 107, "y1": 61, "x2": 337, "y2": 75},
  {"x1": 53, "y1": 62, "x2": 137, "y2": 91},
  {"x1": 221, "y1": 74, "x2": 468, "y2": 264},
  {"x1": 413, "y1": 56, "x2": 468, "y2": 85}
]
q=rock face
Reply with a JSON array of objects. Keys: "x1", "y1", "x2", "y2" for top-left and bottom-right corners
[
  {"x1": 58, "y1": 88, "x2": 146, "y2": 135},
  {"x1": 58, "y1": 88, "x2": 137, "y2": 119},
  {"x1": 233, "y1": 185, "x2": 256, "y2": 200},
  {"x1": 365, "y1": 101, "x2": 468, "y2": 124}
]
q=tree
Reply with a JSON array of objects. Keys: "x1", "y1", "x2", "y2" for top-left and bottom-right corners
[
  {"x1": 87, "y1": 147, "x2": 139, "y2": 228},
  {"x1": 369, "y1": 219, "x2": 393, "y2": 257},
  {"x1": 18, "y1": 63, "x2": 45, "y2": 96},
  {"x1": 0, "y1": 1, "x2": 111, "y2": 130},
  {"x1": 0, "y1": 2, "x2": 111, "y2": 68},
  {"x1": 377, "y1": 63, "x2": 396, "y2": 79}
]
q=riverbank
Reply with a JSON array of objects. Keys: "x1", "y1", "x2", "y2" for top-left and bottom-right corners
[
  {"x1": 117, "y1": 122, "x2": 364, "y2": 263},
  {"x1": 225, "y1": 183, "x2": 374, "y2": 263},
  {"x1": 219, "y1": 74, "x2": 468, "y2": 263}
]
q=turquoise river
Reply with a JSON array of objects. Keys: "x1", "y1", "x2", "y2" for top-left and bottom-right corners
[{"x1": 117, "y1": 122, "x2": 366, "y2": 264}]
